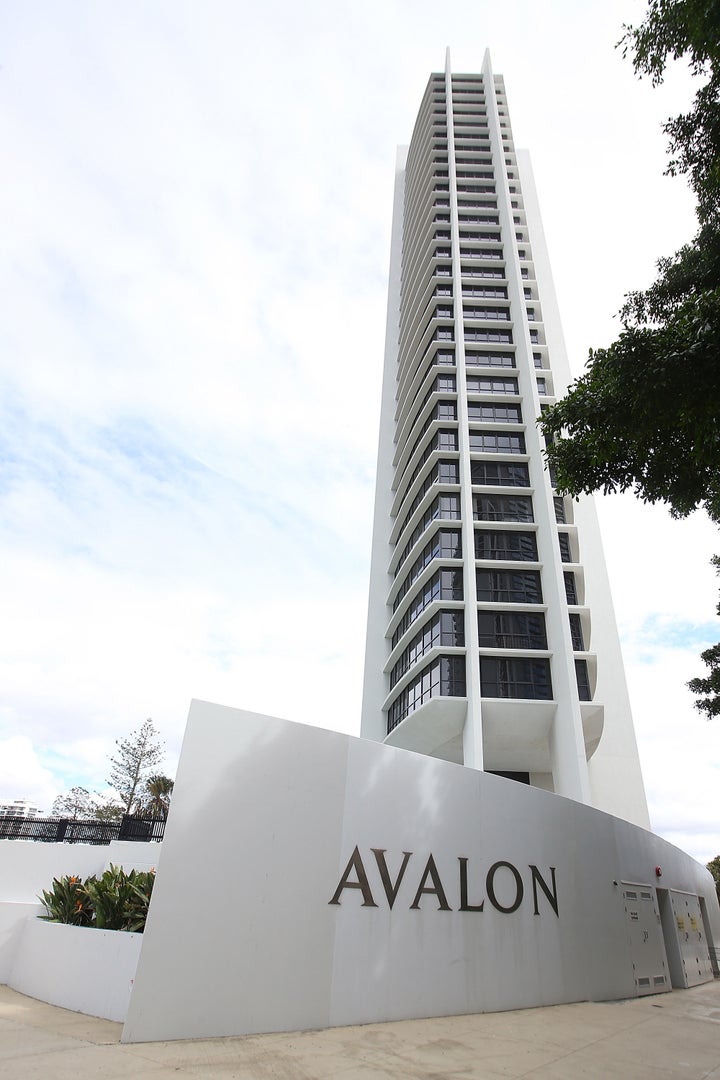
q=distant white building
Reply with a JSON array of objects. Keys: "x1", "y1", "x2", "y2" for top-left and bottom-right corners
[
  {"x1": 0, "y1": 799, "x2": 43, "y2": 819},
  {"x1": 361, "y1": 50, "x2": 650, "y2": 828}
]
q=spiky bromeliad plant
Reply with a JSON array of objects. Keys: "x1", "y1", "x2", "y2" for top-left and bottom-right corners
[
  {"x1": 38, "y1": 865, "x2": 156, "y2": 932},
  {"x1": 38, "y1": 875, "x2": 94, "y2": 926}
]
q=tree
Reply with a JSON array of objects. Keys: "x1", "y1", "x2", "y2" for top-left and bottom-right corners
[
  {"x1": 140, "y1": 774, "x2": 175, "y2": 819},
  {"x1": 51, "y1": 786, "x2": 98, "y2": 820},
  {"x1": 688, "y1": 555, "x2": 720, "y2": 717},
  {"x1": 707, "y1": 855, "x2": 720, "y2": 902},
  {"x1": 93, "y1": 800, "x2": 124, "y2": 822},
  {"x1": 107, "y1": 718, "x2": 164, "y2": 815},
  {"x1": 540, "y1": 0, "x2": 720, "y2": 521},
  {"x1": 618, "y1": 0, "x2": 720, "y2": 225}
]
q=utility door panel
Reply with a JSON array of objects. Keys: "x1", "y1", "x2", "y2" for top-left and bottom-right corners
[{"x1": 622, "y1": 883, "x2": 670, "y2": 996}]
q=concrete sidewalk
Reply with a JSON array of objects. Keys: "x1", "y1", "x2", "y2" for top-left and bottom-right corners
[{"x1": 2, "y1": 981, "x2": 720, "y2": 1079}]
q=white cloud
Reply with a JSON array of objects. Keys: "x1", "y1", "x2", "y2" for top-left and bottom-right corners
[{"x1": 0, "y1": 737, "x2": 60, "y2": 813}]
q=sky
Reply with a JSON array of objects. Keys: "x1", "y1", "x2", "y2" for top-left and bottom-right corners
[{"x1": 0, "y1": 0, "x2": 718, "y2": 862}]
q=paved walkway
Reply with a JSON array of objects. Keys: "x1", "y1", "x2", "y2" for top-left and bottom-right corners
[{"x1": 2, "y1": 981, "x2": 720, "y2": 1079}]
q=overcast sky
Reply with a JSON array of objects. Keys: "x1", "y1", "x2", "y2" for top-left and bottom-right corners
[{"x1": 1, "y1": 0, "x2": 718, "y2": 862}]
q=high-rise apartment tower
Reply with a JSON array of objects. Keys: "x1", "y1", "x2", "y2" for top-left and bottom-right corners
[{"x1": 361, "y1": 51, "x2": 650, "y2": 829}]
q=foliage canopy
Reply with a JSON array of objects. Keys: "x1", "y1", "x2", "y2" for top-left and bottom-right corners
[{"x1": 541, "y1": 0, "x2": 720, "y2": 522}]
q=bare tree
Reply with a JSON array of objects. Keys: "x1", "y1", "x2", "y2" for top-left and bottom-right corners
[{"x1": 51, "y1": 786, "x2": 98, "y2": 820}]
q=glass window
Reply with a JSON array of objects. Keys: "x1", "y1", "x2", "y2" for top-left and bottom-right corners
[
  {"x1": 463, "y1": 307, "x2": 510, "y2": 321},
  {"x1": 404, "y1": 402, "x2": 458, "y2": 472},
  {"x1": 475, "y1": 530, "x2": 538, "y2": 561},
  {"x1": 575, "y1": 659, "x2": 591, "y2": 701},
  {"x1": 470, "y1": 461, "x2": 530, "y2": 486},
  {"x1": 469, "y1": 431, "x2": 526, "y2": 454},
  {"x1": 398, "y1": 430, "x2": 459, "y2": 498},
  {"x1": 390, "y1": 611, "x2": 465, "y2": 689},
  {"x1": 476, "y1": 569, "x2": 542, "y2": 603},
  {"x1": 564, "y1": 572, "x2": 578, "y2": 605},
  {"x1": 553, "y1": 497, "x2": 566, "y2": 523},
  {"x1": 459, "y1": 248, "x2": 503, "y2": 261},
  {"x1": 558, "y1": 532, "x2": 573, "y2": 562},
  {"x1": 387, "y1": 656, "x2": 467, "y2": 732},
  {"x1": 461, "y1": 267, "x2": 504, "y2": 280},
  {"x1": 474, "y1": 494, "x2": 533, "y2": 522},
  {"x1": 478, "y1": 611, "x2": 547, "y2": 649},
  {"x1": 467, "y1": 402, "x2": 522, "y2": 424},
  {"x1": 466, "y1": 375, "x2": 518, "y2": 395},
  {"x1": 462, "y1": 285, "x2": 507, "y2": 298},
  {"x1": 394, "y1": 494, "x2": 462, "y2": 578},
  {"x1": 480, "y1": 657, "x2": 553, "y2": 699},
  {"x1": 569, "y1": 614, "x2": 585, "y2": 651},
  {"x1": 465, "y1": 351, "x2": 515, "y2": 368},
  {"x1": 465, "y1": 329, "x2": 512, "y2": 344},
  {"x1": 393, "y1": 530, "x2": 462, "y2": 612},
  {"x1": 392, "y1": 569, "x2": 463, "y2": 648}
]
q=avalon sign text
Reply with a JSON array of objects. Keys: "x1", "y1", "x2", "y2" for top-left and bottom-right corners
[{"x1": 329, "y1": 846, "x2": 559, "y2": 916}]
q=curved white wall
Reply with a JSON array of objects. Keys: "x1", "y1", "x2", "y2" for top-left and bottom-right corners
[{"x1": 123, "y1": 701, "x2": 719, "y2": 1042}]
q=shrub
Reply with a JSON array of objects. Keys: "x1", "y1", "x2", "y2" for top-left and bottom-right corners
[
  {"x1": 38, "y1": 875, "x2": 94, "y2": 926},
  {"x1": 38, "y1": 864, "x2": 155, "y2": 933}
]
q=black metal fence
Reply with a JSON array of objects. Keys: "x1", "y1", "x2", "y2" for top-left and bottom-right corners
[{"x1": 0, "y1": 813, "x2": 166, "y2": 845}]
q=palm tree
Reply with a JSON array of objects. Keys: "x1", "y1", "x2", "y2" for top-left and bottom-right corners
[{"x1": 142, "y1": 775, "x2": 175, "y2": 819}]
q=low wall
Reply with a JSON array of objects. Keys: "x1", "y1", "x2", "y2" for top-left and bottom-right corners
[
  {"x1": 121, "y1": 702, "x2": 720, "y2": 1043},
  {"x1": 0, "y1": 837, "x2": 161, "y2": 996},
  {"x1": 0, "y1": 838, "x2": 162, "y2": 905},
  {"x1": 3, "y1": 704, "x2": 718, "y2": 1038},
  {"x1": 0, "y1": 902, "x2": 42, "y2": 982},
  {"x1": 8, "y1": 919, "x2": 141, "y2": 1022}
]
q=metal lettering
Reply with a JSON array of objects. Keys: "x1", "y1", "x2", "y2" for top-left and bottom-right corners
[
  {"x1": 409, "y1": 854, "x2": 452, "y2": 910},
  {"x1": 486, "y1": 860, "x2": 523, "y2": 914},
  {"x1": 371, "y1": 849, "x2": 413, "y2": 910},
  {"x1": 529, "y1": 864, "x2": 558, "y2": 917},
  {"x1": 458, "y1": 856, "x2": 485, "y2": 911},
  {"x1": 328, "y1": 846, "x2": 378, "y2": 907}
]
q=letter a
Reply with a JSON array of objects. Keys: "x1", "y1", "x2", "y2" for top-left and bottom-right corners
[
  {"x1": 328, "y1": 846, "x2": 378, "y2": 907},
  {"x1": 410, "y1": 854, "x2": 452, "y2": 910}
]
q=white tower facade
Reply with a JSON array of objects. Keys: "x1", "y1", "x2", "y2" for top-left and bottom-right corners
[{"x1": 361, "y1": 51, "x2": 650, "y2": 829}]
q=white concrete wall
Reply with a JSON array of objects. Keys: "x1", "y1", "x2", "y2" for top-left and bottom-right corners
[
  {"x1": 8, "y1": 919, "x2": 142, "y2": 1022},
  {"x1": 0, "y1": 837, "x2": 162, "y2": 904},
  {"x1": 123, "y1": 701, "x2": 720, "y2": 1043},
  {"x1": 0, "y1": 902, "x2": 42, "y2": 982},
  {"x1": 0, "y1": 838, "x2": 160, "y2": 988}
]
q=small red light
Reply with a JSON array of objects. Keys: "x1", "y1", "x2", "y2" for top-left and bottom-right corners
[{"x1": 655, "y1": 865, "x2": 662, "y2": 877}]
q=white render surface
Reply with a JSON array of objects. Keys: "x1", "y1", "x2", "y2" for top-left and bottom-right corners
[
  {"x1": 8, "y1": 919, "x2": 142, "y2": 1022},
  {"x1": 0, "y1": 838, "x2": 161, "y2": 905},
  {"x1": 122, "y1": 701, "x2": 719, "y2": 1043},
  {"x1": 0, "y1": 839, "x2": 160, "y2": 986},
  {"x1": 360, "y1": 53, "x2": 650, "y2": 828},
  {"x1": 0, "y1": 902, "x2": 42, "y2": 982}
]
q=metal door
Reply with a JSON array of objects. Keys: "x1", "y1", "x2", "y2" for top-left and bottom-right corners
[
  {"x1": 669, "y1": 890, "x2": 714, "y2": 987},
  {"x1": 622, "y1": 883, "x2": 670, "y2": 996}
]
